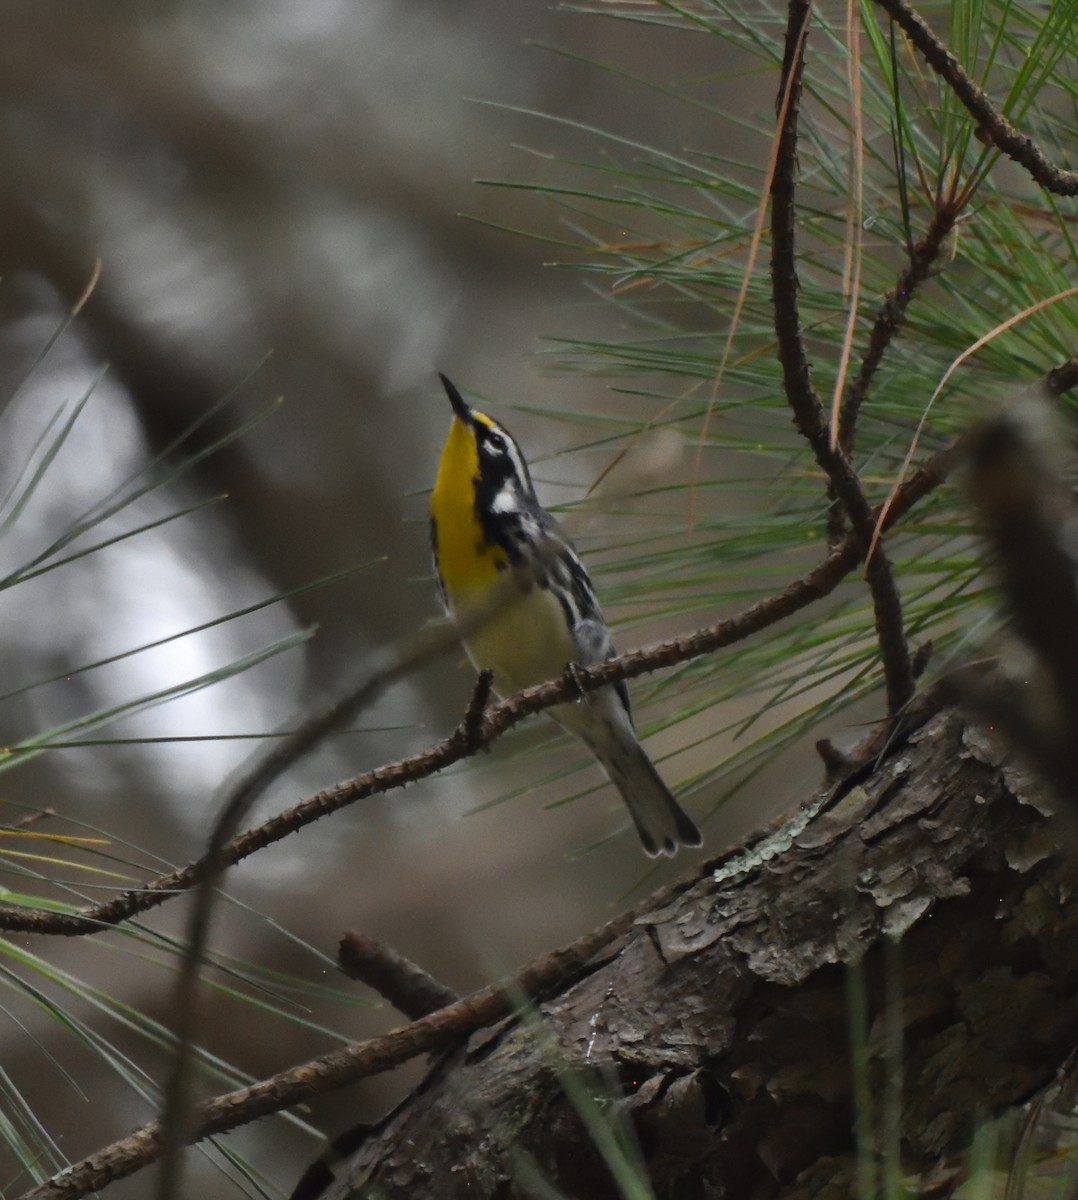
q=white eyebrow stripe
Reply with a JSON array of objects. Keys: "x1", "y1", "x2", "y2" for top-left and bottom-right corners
[
  {"x1": 502, "y1": 436, "x2": 530, "y2": 488},
  {"x1": 478, "y1": 417, "x2": 535, "y2": 497}
]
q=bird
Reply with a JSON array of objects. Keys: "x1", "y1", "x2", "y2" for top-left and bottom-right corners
[{"x1": 429, "y1": 373, "x2": 702, "y2": 856}]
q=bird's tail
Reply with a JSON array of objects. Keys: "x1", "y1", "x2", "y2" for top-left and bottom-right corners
[
  {"x1": 598, "y1": 735, "x2": 702, "y2": 856},
  {"x1": 558, "y1": 695, "x2": 701, "y2": 856}
]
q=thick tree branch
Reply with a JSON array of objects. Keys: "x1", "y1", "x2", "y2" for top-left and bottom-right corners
[
  {"x1": 15, "y1": 878, "x2": 691, "y2": 1200},
  {"x1": 296, "y1": 707, "x2": 1078, "y2": 1200},
  {"x1": 873, "y1": 0, "x2": 1078, "y2": 195}
]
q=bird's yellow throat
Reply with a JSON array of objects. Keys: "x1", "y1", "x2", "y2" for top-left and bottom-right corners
[{"x1": 431, "y1": 413, "x2": 507, "y2": 594}]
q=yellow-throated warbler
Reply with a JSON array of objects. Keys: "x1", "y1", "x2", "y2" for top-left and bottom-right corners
[{"x1": 430, "y1": 375, "x2": 702, "y2": 856}]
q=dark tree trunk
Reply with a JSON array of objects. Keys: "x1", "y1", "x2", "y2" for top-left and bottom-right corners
[{"x1": 317, "y1": 703, "x2": 1078, "y2": 1199}]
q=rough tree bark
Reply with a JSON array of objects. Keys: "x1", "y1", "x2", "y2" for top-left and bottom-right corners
[{"x1": 314, "y1": 699, "x2": 1078, "y2": 1199}]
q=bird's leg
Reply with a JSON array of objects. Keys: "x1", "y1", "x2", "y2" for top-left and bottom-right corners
[{"x1": 562, "y1": 661, "x2": 587, "y2": 703}]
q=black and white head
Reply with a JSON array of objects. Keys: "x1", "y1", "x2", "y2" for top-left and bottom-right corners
[{"x1": 439, "y1": 374, "x2": 538, "y2": 511}]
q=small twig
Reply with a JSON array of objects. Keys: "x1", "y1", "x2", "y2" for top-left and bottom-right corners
[
  {"x1": 9, "y1": 807, "x2": 55, "y2": 830},
  {"x1": 862, "y1": 554, "x2": 916, "y2": 716},
  {"x1": 873, "y1": 0, "x2": 1078, "y2": 196},
  {"x1": 910, "y1": 640, "x2": 934, "y2": 679},
  {"x1": 815, "y1": 737, "x2": 857, "y2": 784},
  {"x1": 338, "y1": 933, "x2": 459, "y2": 1020},
  {"x1": 770, "y1": 0, "x2": 915, "y2": 716},
  {"x1": 1044, "y1": 354, "x2": 1078, "y2": 397},
  {"x1": 0, "y1": 438, "x2": 967, "y2": 941},
  {"x1": 459, "y1": 668, "x2": 494, "y2": 752},
  {"x1": 837, "y1": 201, "x2": 963, "y2": 462}
]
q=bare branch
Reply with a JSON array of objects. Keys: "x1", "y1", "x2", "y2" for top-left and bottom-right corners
[
  {"x1": 771, "y1": 0, "x2": 915, "y2": 716},
  {"x1": 837, "y1": 202, "x2": 963, "y2": 460},
  {"x1": 874, "y1": 0, "x2": 1078, "y2": 195},
  {"x1": 338, "y1": 933, "x2": 459, "y2": 1020}
]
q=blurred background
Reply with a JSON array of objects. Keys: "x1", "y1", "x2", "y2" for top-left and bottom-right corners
[{"x1": 0, "y1": 2, "x2": 821, "y2": 1195}]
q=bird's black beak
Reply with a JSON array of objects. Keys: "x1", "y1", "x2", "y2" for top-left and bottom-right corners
[{"x1": 439, "y1": 374, "x2": 473, "y2": 425}]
